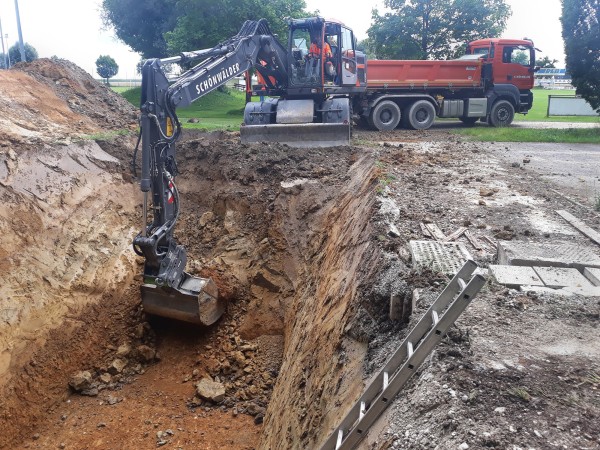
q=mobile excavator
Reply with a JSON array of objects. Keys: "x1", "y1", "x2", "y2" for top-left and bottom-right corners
[
  {"x1": 132, "y1": 18, "x2": 350, "y2": 325},
  {"x1": 133, "y1": 17, "x2": 536, "y2": 324}
]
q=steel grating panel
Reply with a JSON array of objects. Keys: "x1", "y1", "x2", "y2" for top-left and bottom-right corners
[{"x1": 409, "y1": 240, "x2": 472, "y2": 275}]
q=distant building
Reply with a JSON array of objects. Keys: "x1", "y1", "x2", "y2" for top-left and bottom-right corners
[{"x1": 534, "y1": 68, "x2": 574, "y2": 89}]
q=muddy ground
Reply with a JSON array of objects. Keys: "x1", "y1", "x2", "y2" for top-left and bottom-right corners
[{"x1": 0, "y1": 59, "x2": 598, "y2": 450}]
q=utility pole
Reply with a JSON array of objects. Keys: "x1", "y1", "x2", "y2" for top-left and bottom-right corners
[
  {"x1": 14, "y1": 0, "x2": 25, "y2": 62},
  {"x1": 0, "y1": 17, "x2": 6, "y2": 69}
]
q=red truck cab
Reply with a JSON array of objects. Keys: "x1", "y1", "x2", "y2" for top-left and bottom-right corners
[{"x1": 466, "y1": 38, "x2": 536, "y2": 91}]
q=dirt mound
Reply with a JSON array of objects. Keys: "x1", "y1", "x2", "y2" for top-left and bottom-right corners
[
  {"x1": 13, "y1": 58, "x2": 138, "y2": 131},
  {"x1": 0, "y1": 58, "x2": 137, "y2": 150}
]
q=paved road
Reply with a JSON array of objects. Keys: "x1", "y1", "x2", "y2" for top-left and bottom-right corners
[
  {"x1": 512, "y1": 121, "x2": 599, "y2": 129},
  {"x1": 492, "y1": 141, "x2": 600, "y2": 206},
  {"x1": 428, "y1": 120, "x2": 599, "y2": 130}
]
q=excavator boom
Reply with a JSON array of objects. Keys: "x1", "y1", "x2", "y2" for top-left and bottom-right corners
[{"x1": 133, "y1": 19, "x2": 289, "y2": 325}]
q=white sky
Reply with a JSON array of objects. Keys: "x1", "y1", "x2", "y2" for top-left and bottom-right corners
[{"x1": 0, "y1": 0, "x2": 565, "y2": 79}]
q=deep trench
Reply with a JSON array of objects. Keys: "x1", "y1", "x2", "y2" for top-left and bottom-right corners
[
  {"x1": 1, "y1": 135, "x2": 400, "y2": 449},
  {"x1": 176, "y1": 137, "x2": 387, "y2": 449}
]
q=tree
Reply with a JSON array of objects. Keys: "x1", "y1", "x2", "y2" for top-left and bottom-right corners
[
  {"x1": 102, "y1": 0, "x2": 175, "y2": 58},
  {"x1": 101, "y1": 0, "x2": 308, "y2": 59},
  {"x1": 535, "y1": 56, "x2": 559, "y2": 68},
  {"x1": 164, "y1": 0, "x2": 307, "y2": 54},
  {"x1": 96, "y1": 55, "x2": 119, "y2": 84},
  {"x1": 8, "y1": 42, "x2": 38, "y2": 64},
  {"x1": 368, "y1": 0, "x2": 511, "y2": 60},
  {"x1": 561, "y1": 0, "x2": 600, "y2": 111},
  {"x1": 356, "y1": 38, "x2": 376, "y2": 59}
]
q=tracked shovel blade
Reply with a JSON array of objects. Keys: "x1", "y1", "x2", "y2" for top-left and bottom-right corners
[
  {"x1": 240, "y1": 123, "x2": 351, "y2": 148},
  {"x1": 141, "y1": 273, "x2": 224, "y2": 326}
]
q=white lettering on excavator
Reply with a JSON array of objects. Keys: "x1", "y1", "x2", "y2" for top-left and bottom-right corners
[{"x1": 195, "y1": 63, "x2": 241, "y2": 95}]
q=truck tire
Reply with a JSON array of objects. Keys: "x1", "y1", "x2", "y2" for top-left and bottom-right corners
[
  {"x1": 371, "y1": 100, "x2": 401, "y2": 131},
  {"x1": 488, "y1": 100, "x2": 515, "y2": 127},
  {"x1": 407, "y1": 100, "x2": 436, "y2": 130}
]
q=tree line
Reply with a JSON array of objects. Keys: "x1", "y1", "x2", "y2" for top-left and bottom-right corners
[{"x1": 99, "y1": 0, "x2": 597, "y2": 111}]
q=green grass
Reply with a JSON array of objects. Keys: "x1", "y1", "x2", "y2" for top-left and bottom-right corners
[
  {"x1": 110, "y1": 86, "x2": 133, "y2": 94},
  {"x1": 113, "y1": 86, "x2": 598, "y2": 138},
  {"x1": 455, "y1": 127, "x2": 600, "y2": 143},
  {"x1": 516, "y1": 89, "x2": 600, "y2": 123},
  {"x1": 115, "y1": 86, "x2": 245, "y2": 131}
]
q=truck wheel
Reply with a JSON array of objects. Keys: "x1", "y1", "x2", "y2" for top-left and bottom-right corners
[
  {"x1": 407, "y1": 100, "x2": 436, "y2": 130},
  {"x1": 371, "y1": 100, "x2": 401, "y2": 131},
  {"x1": 488, "y1": 100, "x2": 514, "y2": 127},
  {"x1": 459, "y1": 117, "x2": 478, "y2": 126}
]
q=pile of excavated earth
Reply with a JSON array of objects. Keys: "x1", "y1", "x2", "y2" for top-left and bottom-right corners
[{"x1": 0, "y1": 58, "x2": 598, "y2": 450}]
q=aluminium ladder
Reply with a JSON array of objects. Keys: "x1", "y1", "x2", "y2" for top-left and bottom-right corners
[{"x1": 320, "y1": 260, "x2": 486, "y2": 450}]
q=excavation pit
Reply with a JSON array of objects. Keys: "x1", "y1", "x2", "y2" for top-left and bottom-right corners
[{"x1": 3, "y1": 58, "x2": 599, "y2": 450}]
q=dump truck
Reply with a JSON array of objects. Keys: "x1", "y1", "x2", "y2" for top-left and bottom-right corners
[
  {"x1": 133, "y1": 17, "x2": 536, "y2": 325},
  {"x1": 356, "y1": 38, "x2": 537, "y2": 130}
]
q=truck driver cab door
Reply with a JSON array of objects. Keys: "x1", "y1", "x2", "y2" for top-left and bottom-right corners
[
  {"x1": 340, "y1": 26, "x2": 357, "y2": 86},
  {"x1": 495, "y1": 43, "x2": 535, "y2": 90}
]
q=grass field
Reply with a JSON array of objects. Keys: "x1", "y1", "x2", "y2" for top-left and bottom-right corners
[
  {"x1": 115, "y1": 86, "x2": 598, "y2": 141},
  {"x1": 118, "y1": 86, "x2": 246, "y2": 131},
  {"x1": 454, "y1": 127, "x2": 600, "y2": 144},
  {"x1": 516, "y1": 89, "x2": 600, "y2": 123},
  {"x1": 110, "y1": 86, "x2": 134, "y2": 94}
]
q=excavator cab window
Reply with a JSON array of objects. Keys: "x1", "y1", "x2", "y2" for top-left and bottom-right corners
[{"x1": 288, "y1": 22, "x2": 324, "y2": 87}]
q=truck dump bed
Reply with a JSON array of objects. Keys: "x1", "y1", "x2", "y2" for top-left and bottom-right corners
[{"x1": 366, "y1": 58, "x2": 483, "y2": 90}]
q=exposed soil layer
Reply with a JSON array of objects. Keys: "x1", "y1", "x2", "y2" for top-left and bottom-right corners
[{"x1": 1, "y1": 59, "x2": 599, "y2": 450}]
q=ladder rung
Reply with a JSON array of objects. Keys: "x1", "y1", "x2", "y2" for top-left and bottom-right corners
[
  {"x1": 336, "y1": 429, "x2": 343, "y2": 449},
  {"x1": 432, "y1": 310, "x2": 439, "y2": 325},
  {"x1": 407, "y1": 341, "x2": 414, "y2": 358},
  {"x1": 383, "y1": 371, "x2": 389, "y2": 389}
]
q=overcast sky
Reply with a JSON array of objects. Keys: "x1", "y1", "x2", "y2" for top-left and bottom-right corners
[{"x1": 0, "y1": 0, "x2": 566, "y2": 79}]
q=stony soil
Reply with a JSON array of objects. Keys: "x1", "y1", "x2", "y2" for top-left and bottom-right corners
[{"x1": 0, "y1": 58, "x2": 598, "y2": 450}]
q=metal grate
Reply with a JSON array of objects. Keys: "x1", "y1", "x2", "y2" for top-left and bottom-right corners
[{"x1": 410, "y1": 240, "x2": 472, "y2": 275}]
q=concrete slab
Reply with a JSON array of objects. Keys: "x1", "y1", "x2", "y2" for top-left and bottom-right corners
[
  {"x1": 563, "y1": 285, "x2": 600, "y2": 297},
  {"x1": 532, "y1": 266, "x2": 593, "y2": 289},
  {"x1": 489, "y1": 265, "x2": 544, "y2": 289},
  {"x1": 497, "y1": 241, "x2": 600, "y2": 270},
  {"x1": 584, "y1": 267, "x2": 600, "y2": 286},
  {"x1": 520, "y1": 285, "x2": 574, "y2": 297},
  {"x1": 409, "y1": 240, "x2": 471, "y2": 275}
]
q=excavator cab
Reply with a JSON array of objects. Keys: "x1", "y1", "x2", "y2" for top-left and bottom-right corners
[
  {"x1": 286, "y1": 18, "x2": 358, "y2": 91},
  {"x1": 241, "y1": 17, "x2": 366, "y2": 147}
]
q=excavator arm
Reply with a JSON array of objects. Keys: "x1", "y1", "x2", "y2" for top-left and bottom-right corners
[{"x1": 132, "y1": 19, "x2": 287, "y2": 325}]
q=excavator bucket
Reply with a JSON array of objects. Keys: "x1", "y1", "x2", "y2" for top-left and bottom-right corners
[
  {"x1": 141, "y1": 274, "x2": 224, "y2": 326},
  {"x1": 240, "y1": 123, "x2": 351, "y2": 148}
]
